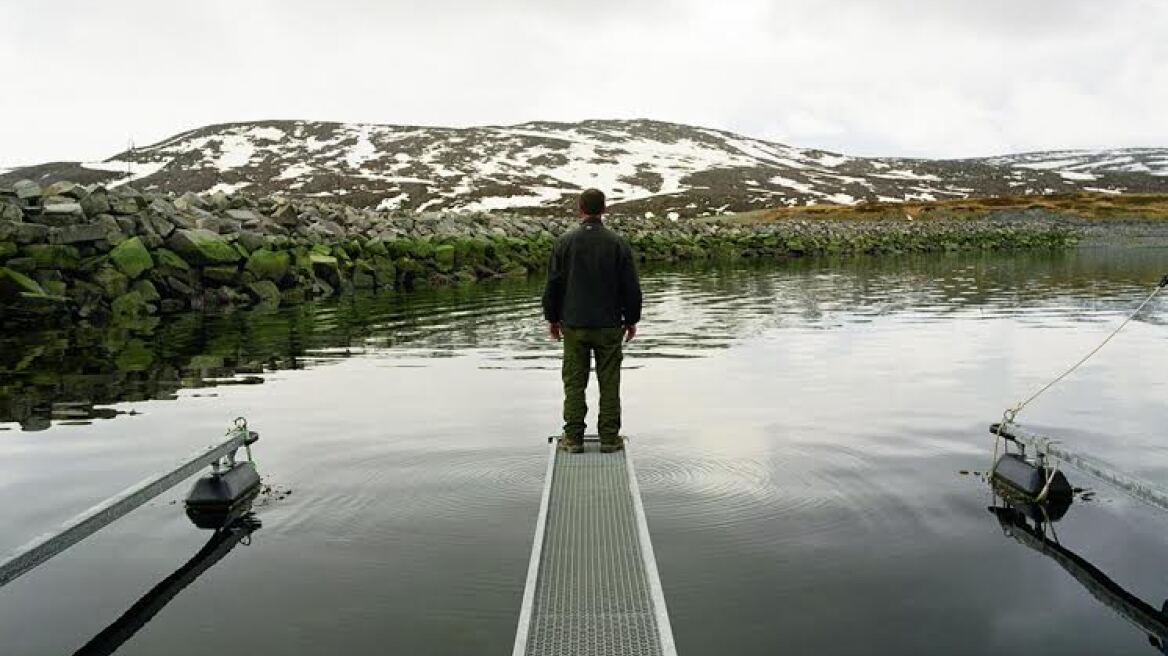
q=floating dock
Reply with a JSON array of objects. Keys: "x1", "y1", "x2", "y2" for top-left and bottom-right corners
[{"x1": 513, "y1": 437, "x2": 677, "y2": 656}]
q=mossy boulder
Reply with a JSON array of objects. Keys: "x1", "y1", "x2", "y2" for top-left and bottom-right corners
[
  {"x1": 166, "y1": 229, "x2": 242, "y2": 265},
  {"x1": 434, "y1": 244, "x2": 456, "y2": 272},
  {"x1": 23, "y1": 244, "x2": 80, "y2": 270},
  {"x1": 309, "y1": 253, "x2": 340, "y2": 285},
  {"x1": 155, "y1": 248, "x2": 192, "y2": 275},
  {"x1": 0, "y1": 241, "x2": 17, "y2": 260},
  {"x1": 365, "y1": 240, "x2": 388, "y2": 256},
  {"x1": 245, "y1": 249, "x2": 291, "y2": 283},
  {"x1": 108, "y1": 237, "x2": 154, "y2": 279}
]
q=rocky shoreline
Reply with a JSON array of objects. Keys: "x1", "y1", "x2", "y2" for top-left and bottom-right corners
[{"x1": 0, "y1": 180, "x2": 1080, "y2": 324}]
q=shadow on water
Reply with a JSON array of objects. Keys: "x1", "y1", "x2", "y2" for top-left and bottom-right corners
[
  {"x1": 990, "y1": 492, "x2": 1168, "y2": 655},
  {"x1": 72, "y1": 510, "x2": 262, "y2": 656},
  {"x1": 2, "y1": 246, "x2": 1165, "y2": 430}
]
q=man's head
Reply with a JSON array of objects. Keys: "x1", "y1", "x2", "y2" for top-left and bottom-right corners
[{"x1": 578, "y1": 188, "x2": 605, "y2": 218}]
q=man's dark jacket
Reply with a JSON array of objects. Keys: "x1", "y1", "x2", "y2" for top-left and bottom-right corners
[{"x1": 542, "y1": 218, "x2": 642, "y2": 328}]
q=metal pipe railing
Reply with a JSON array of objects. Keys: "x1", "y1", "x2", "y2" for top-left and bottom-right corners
[{"x1": 0, "y1": 423, "x2": 254, "y2": 588}]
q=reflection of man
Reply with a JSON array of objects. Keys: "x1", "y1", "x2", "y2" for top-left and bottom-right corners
[{"x1": 542, "y1": 189, "x2": 642, "y2": 454}]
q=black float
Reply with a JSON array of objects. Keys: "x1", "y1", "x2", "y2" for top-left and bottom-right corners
[{"x1": 184, "y1": 427, "x2": 261, "y2": 529}]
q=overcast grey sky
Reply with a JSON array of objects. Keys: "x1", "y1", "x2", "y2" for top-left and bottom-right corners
[{"x1": 1, "y1": 0, "x2": 1165, "y2": 167}]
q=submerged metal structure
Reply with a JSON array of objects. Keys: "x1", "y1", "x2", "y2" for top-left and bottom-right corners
[{"x1": 513, "y1": 437, "x2": 678, "y2": 656}]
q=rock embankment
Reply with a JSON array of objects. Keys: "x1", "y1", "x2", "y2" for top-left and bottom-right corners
[{"x1": 0, "y1": 180, "x2": 1077, "y2": 323}]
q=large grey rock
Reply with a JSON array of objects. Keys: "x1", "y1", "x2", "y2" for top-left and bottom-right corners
[
  {"x1": 109, "y1": 190, "x2": 144, "y2": 215},
  {"x1": 44, "y1": 181, "x2": 83, "y2": 199},
  {"x1": 174, "y1": 191, "x2": 208, "y2": 211},
  {"x1": 0, "y1": 199, "x2": 22, "y2": 222},
  {"x1": 196, "y1": 216, "x2": 242, "y2": 234},
  {"x1": 148, "y1": 198, "x2": 177, "y2": 217},
  {"x1": 272, "y1": 204, "x2": 299, "y2": 226},
  {"x1": 50, "y1": 223, "x2": 107, "y2": 245},
  {"x1": 13, "y1": 180, "x2": 42, "y2": 201},
  {"x1": 13, "y1": 223, "x2": 48, "y2": 244},
  {"x1": 236, "y1": 231, "x2": 267, "y2": 252},
  {"x1": 145, "y1": 213, "x2": 176, "y2": 239},
  {"x1": 166, "y1": 228, "x2": 243, "y2": 265},
  {"x1": 38, "y1": 202, "x2": 85, "y2": 226},
  {"x1": 80, "y1": 188, "x2": 112, "y2": 217},
  {"x1": 96, "y1": 214, "x2": 127, "y2": 245},
  {"x1": 225, "y1": 208, "x2": 262, "y2": 222}
]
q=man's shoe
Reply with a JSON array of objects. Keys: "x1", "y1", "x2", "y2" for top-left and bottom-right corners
[
  {"x1": 599, "y1": 437, "x2": 624, "y2": 453},
  {"x1": 559, "y1": 436, "x2": 584, "y2": 453}
]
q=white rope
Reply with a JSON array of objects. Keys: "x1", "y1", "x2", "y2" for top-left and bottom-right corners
[{"x1": 992, "y1": 279, "x2": 1166, "y2": 475}]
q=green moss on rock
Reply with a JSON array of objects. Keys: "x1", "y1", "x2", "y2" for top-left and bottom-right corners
[
  {"x1": 434, "y1": 244, "x2": 456, "y2": 272},
  {"x1": 166, "y1": 229, "x2": 242, "y2": 265},
  {"x1": 245, "y1": 249, "x2": 291, "y2": 282},
  {"x1": 23, "y1": 244, "x2": 80, "y2": 270},
  {"x1": 108, "y1": 237, "x2": 154, "y2": 279},
  {"x1": 202, "y1": 265, "x2": 240, "y2": 284}
]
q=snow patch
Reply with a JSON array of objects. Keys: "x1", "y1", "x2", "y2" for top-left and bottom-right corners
[
  {"x1": 822, "y1": 193, "x2": 856, "y2": 205},
  {"x1": 81, "y1": 159, "x2": 170, "y2": 187},
  {"x1": 344, "y1": 125, "x2": 379, "y2": 169},
  {"x1": 457, "y1": 187, "x2": 564, "y2": 212},
  {"x1": 1014, "y1": 158, "x2": 1085, "y2": 171},
  {"x1": 248, "y1": 126, "x2": 286, "y2": 142},
  {"x1": 275, "y1": 162, "x2": 314, "y2": 180},
  {"x1": 873, "y1": 169, "x2": 941, "y2": 182},
  {"x1": 205, "y1": 181, "x2": 252, "y2": 195},
  {"x1": 212, "y1": 135, "x2": 257, "y2": 171},
  {"x1": 376, "y1": 193, "x2": 410, "y2": 210}
]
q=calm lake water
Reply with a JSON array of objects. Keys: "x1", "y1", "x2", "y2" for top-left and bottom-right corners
[{"x1": 2, "y1": 246, "x2": 1168, "y2": 655}]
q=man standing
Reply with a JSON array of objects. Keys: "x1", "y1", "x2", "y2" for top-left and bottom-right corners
[{"x1": 542, "y1": 189, "x2": 642, "y2": 454}]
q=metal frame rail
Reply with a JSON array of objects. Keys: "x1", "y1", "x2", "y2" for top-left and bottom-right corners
[
  {"x1": 991, "y1": 422, "x2": 1168, "y2": 513},
  {"x1": 0, "y1": 426, "x2": 252, "y2": 588},
  {"x1": 513, "y1": 436, "x2": 678, "y2": 656}
]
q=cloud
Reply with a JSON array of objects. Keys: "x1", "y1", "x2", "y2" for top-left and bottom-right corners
[{"x1": 0, "y1": 0, "x2": 1165, "y2": 166}]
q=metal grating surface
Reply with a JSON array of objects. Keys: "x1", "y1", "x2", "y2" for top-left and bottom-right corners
[{"x1": 518, "y1": 441, "x2": 673, "y2": 656}]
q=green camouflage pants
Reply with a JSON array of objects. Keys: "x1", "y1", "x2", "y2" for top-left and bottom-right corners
[{"x1": 561, "y1": 326, "x2": 624, "y2": 441}]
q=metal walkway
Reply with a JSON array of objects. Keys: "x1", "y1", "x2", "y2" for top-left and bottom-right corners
[{"x1": 513, "y1": 438, "x2": 677, "y2": 656}]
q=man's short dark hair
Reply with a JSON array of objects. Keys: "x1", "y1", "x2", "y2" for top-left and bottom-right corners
[{"x1": 579, "y1": 188, "x2": 605, "y2": 216}]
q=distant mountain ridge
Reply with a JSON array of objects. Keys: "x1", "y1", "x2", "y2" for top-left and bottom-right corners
[{"x1": 3, "y1": 119, "x2": 1166, "y2": 218}]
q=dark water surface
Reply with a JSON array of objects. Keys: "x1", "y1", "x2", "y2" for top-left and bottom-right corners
[{"x1": 2, "y1": 247, "x2": 1168, "y2": 655}]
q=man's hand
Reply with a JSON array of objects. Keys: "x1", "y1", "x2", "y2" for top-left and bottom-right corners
[
  {"x1": 549, "y1": 321, "x2": 563, "y2": 341},
  {"x1": 624, "y1": 324, "x2": 637, "y2": 343}
]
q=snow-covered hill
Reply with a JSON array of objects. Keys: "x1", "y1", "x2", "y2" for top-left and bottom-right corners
[{"x1": 3, "y1": 119, "x2": 1166, "y2": 217}]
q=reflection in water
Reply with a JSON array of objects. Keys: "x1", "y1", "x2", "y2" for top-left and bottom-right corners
[
  {"x1": 2, "y1": 247, "x2": 1165, "y2": 431},
  {"x1": 1, "y1": 246, "x2": 1167, "y2": 655},
  {"x1": 991, "y1": 496, "x2": 1168, "y2": 654},
  {"x1": 73, "y1": 512, "x2": 262, "y2": 656}
]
